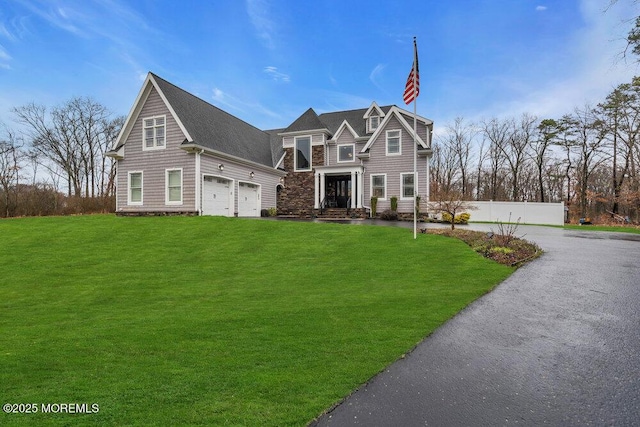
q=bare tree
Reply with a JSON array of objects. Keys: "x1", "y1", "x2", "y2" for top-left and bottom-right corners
[
  {"x1": 0, "y1": 126, "x2": 23, "y2": 217},
  {"x1": 12, "y1": 97, "x2": 122, "y2": 198},
  {"x1": 480, "y1": 118, "x2": 510, "y2": 200},
  {"x1": 441, "y1": 117, "x2": 477, "y2": 198},
  {"x1": 431, "y1": 190, "x2": 477, "y2": 230}
]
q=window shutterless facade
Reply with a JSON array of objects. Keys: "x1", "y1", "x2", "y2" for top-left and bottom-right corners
[
  {"x1": 401, "y1": 172, "x2": 415, "y2": 199},
  {"x1": 386, "y1": 130, "x2": 401, "y2": 155},
  {"x1": 294, "y1": 136, "x2": 311, "y2": 171},
  {"x1": 338, "y1": 144, "x2": 355, "y2": 163},
  {"x1": 143, "y1": 115, "x2": 166, "y2": 150},
  {"x1": 166, "y1": 168, "x2": 183, "y2": 205},
  {"x1": 371, "y1": 174, "x2": 386, "y2": 199},
  {"x1": 128, "y1": 171, "x2": 143, "y2": 205}
]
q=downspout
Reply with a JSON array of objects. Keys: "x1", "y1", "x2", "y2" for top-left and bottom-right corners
[
  {"x1": 195, "y1": 149, "x2": 204, "y2": 215},
  {"x1": 360, "y1": 162, "x2": 371, "y2": 216}
]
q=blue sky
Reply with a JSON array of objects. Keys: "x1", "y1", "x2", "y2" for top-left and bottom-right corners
[{"x1": 0, "y1": 0, "x2": 638, "y2": 134}]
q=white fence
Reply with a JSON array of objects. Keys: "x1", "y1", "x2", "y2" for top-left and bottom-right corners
[{"x1": 429, "y1": 201, "x2": 565, "y2": 226}]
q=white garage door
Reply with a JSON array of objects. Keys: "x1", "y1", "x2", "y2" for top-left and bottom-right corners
[
  {"x1": 238, "y1": 182, "x2": 259, "y2": 217},
  {"x1": 202, "y1": 176, "x2": 232, "y2": 216}
]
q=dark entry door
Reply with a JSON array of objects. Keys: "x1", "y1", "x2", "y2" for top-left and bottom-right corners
[{"x1": 326, "y1": 175, "x2": 351, "y2": 208}]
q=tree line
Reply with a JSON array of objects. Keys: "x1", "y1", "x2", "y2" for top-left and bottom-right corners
[
  {"x1": 430, "y1": 75, "x2": 640, "y2": 224},
  {"x1": 0, "y1": 97, "x2": 124, "y2": 217}
]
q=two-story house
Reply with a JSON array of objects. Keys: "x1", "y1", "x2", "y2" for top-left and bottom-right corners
[{"x1": 108, "y1": 73, "x2": 433, "y2": 218}]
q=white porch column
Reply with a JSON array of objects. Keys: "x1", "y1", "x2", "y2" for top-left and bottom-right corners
[
  {"x1": 314, "y1": 171, "x2": 320, "y2": 209},
  {"x1": 350, "y1": 171, "x2": 356, "y2": 209},
  {"x1": 356, "y1": 170, "x2": 363, "y2": 208},
  {"x1": 319, "y1": 172, "x2": 326, "y2": 208}
]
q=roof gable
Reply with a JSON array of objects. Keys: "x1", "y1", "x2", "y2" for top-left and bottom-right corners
[
  {"x1": 113, "y1": 74, "x2": 191, "y2": 150},
  {"x1": 363, "y1": 101, "x2": 386, "y2": 119},
  {"x1": 330, "y1": 120, "x2": 359, "y2": 142},
  {"x1": 115, "y1": 72, "x2": 277, "y2": 168},
  {"x1": 360, "y1": 106, "x2": 428, "y2": 152}
]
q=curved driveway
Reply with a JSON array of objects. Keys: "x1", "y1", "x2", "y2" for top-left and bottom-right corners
[{"x1": 311, "y1": 223, "x2": 640, "y2": 426}]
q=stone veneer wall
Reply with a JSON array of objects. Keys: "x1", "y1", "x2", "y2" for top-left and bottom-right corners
[{"x1": 277, "y1": 146, "x2": 324, "y2": 216}]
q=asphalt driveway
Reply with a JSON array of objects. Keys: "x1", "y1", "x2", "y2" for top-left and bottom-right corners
[{"x1": 311, "y1": 223, "x2": 640, "y2": 426}]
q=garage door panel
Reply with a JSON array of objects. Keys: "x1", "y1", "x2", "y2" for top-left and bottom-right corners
[
  {"x1": 238, "y1": 182, "x2": 259, "y2": 217},
  {"x1": 203, "y1": 176, "x2": 232, "y2": 216}
]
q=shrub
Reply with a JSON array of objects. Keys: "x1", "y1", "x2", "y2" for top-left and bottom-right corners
[
  {"x1": 390, "y1": 196, "x2": 398, "y2": 212},
  {"x1": 268, "y1": 207, "x2": 277, "y2": 217},
  {"x1": 380, "y1": 209, "x2": 398, "y2": 221},
  {"x1": 371, "y1": 196, "x2": 378, "y2": 217},
  {"x1": 442, "y1": 212, "x2": 471, "y2": 224},
  {"x1": 458, "y1": 212, "x2": 471, "y2": 223}
]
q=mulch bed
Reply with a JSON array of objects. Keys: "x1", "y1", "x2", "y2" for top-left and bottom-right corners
[{"x1": 428, "y1": 228, "x2": 542, "y2": 267}]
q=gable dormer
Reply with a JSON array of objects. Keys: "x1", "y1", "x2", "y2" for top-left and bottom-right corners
[{"x1": 363, "y1": 101, "x2": 386, "y2": 134}]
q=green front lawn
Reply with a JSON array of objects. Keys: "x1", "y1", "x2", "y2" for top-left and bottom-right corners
[
  {"x1": 0, "y1": 215, "x2": 512, "y2": 426},
  {"x1": 563, "y1": 224, "x2": 640, "y2": 234}
]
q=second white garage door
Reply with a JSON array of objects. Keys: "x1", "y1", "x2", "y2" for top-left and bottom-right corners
[
  {"x1": 202, "y1": 176, "x2": 232, "y2": 216},
  {"x1": 238, "y1": 182, "x2": 259, "y2": 217}
]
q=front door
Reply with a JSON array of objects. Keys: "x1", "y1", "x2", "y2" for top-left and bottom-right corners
[{"x1": 325, "y1": 175, "x2": 351, "y2": 208}]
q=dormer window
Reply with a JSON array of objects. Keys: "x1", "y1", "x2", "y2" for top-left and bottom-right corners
[
  {"x1": 143, "y1": 115, "x2": 166, "y2": 150},
  {"x1": 369, "y1": 116, "x2": 379, "y2": 133}
]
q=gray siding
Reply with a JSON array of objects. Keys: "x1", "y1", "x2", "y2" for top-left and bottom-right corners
[
  {"x1": 116, "y1": 88, "x2": 196, "y2": 212},
  {"x1": 363, "y1": 116, "x2": 428, "y2": 213}
]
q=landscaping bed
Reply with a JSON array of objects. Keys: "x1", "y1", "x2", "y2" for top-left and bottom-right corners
[{"x1": 429, "y1": 228, "x2": 542, "y2": 267}]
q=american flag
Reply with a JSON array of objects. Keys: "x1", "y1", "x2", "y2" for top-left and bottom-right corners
[{"x1": 403, "y1": 38, "x2": 419, "y2": 105}]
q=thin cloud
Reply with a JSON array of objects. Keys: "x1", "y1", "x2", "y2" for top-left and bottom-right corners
[
  {"x1": 535, "y1": 6, "x2": 547, "y2": 12},
  {"x1": 263, "y1": 66, "x2": 290, "y2": 82},
  {"x1": 369, "y1": 63, "x2": 387, "y2": 91},
  {"x1": 246, "y1": 0, "x2": 276, "y2": 50},
  {"x1": 212, "y1": 87, "x2": 281, "y2": 120},
  {"x1": 0, "y1": 22, "x2": 17, "y2": 41},
  {"x1": 0, "y1": 43, "x2": 12, "y2": 68}
]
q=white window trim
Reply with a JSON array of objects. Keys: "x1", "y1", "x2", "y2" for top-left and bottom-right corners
[
  {"x1": 337, "y1": 143, "x2": 355, "y2": 163},
  {"x1": 400, "y1": 172, "x2": 416, "y2": 200},
  {"x1": 370, "y1": 173, "x2": 387, "y2": 200},
  {"x1": 386, "y1": 130, "x2": 402, "y2": 156},
  {"x1": 165, "y1": 168, "x2": 183, "y2": 205},
  {"x1": 128, "y1": 171, "x2": 143, "y2": 206},
  {"x1": 368, "y1": 116, "x2": 379, "y2": 133},
  {"x1": 142, "y1": 115, "x2": 167, "y2": 151},
  {"x1": 294, "y1": 135, "x2": 312, "y2": 172}
]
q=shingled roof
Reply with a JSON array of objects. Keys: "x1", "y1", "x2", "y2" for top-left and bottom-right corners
[
  {"x1": 281, "y1": 108, "x2": 328, "y2": 133},
  {"x1": 151, "y1": 73, "x2": 276, "y2": 167},
  {"x1": 281, "y1": 105, "x2": 395, "y2": 138},
  {"x1": 318, "y1": 106, "x2": 393, "y2": 136}
]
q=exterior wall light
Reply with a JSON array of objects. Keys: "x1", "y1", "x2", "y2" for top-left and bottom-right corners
[
  {"x1": 250, "y1": 171, "x2": 255, "y2": 178},
  {"x1": 218, "y1": 164, "x2": 224, "y2": 171}
]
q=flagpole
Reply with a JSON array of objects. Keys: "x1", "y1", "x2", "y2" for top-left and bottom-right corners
[{"x1": 412, "y1": 37, "x2": 418, "y2": 240}]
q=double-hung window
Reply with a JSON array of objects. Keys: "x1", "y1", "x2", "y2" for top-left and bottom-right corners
[
  {"x1": 386, "y1": 130, "x2": 401, "y2": 155},
  {"x1": 295, "y1": 136, "x2": 311, "y2": 171},
  {"x1": 128, "y1": 171, "x2": 143, "y2": 205},
  {"x1": 371, "y1": 174, "x2": 386, "y2": 199},
  {"x1": 166, "y1": 169, "x2": 182, "y2": 205},
  {"x1": 143, "y1": 116, "x2": 166, "y2": 150},
  {"x1": 401, "y1": 173, "x2": 415, "y2": 199},
  {"x1": 338, "y1": 144, "x2": 354, "y2": 163},
  {"x1": 369, "y1": 116, "x2": 379, "y2": 133}
]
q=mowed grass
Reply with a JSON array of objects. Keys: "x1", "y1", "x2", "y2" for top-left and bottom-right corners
[{"x1": 0, "y1": 215, "x2": 512, "y2": 426}]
